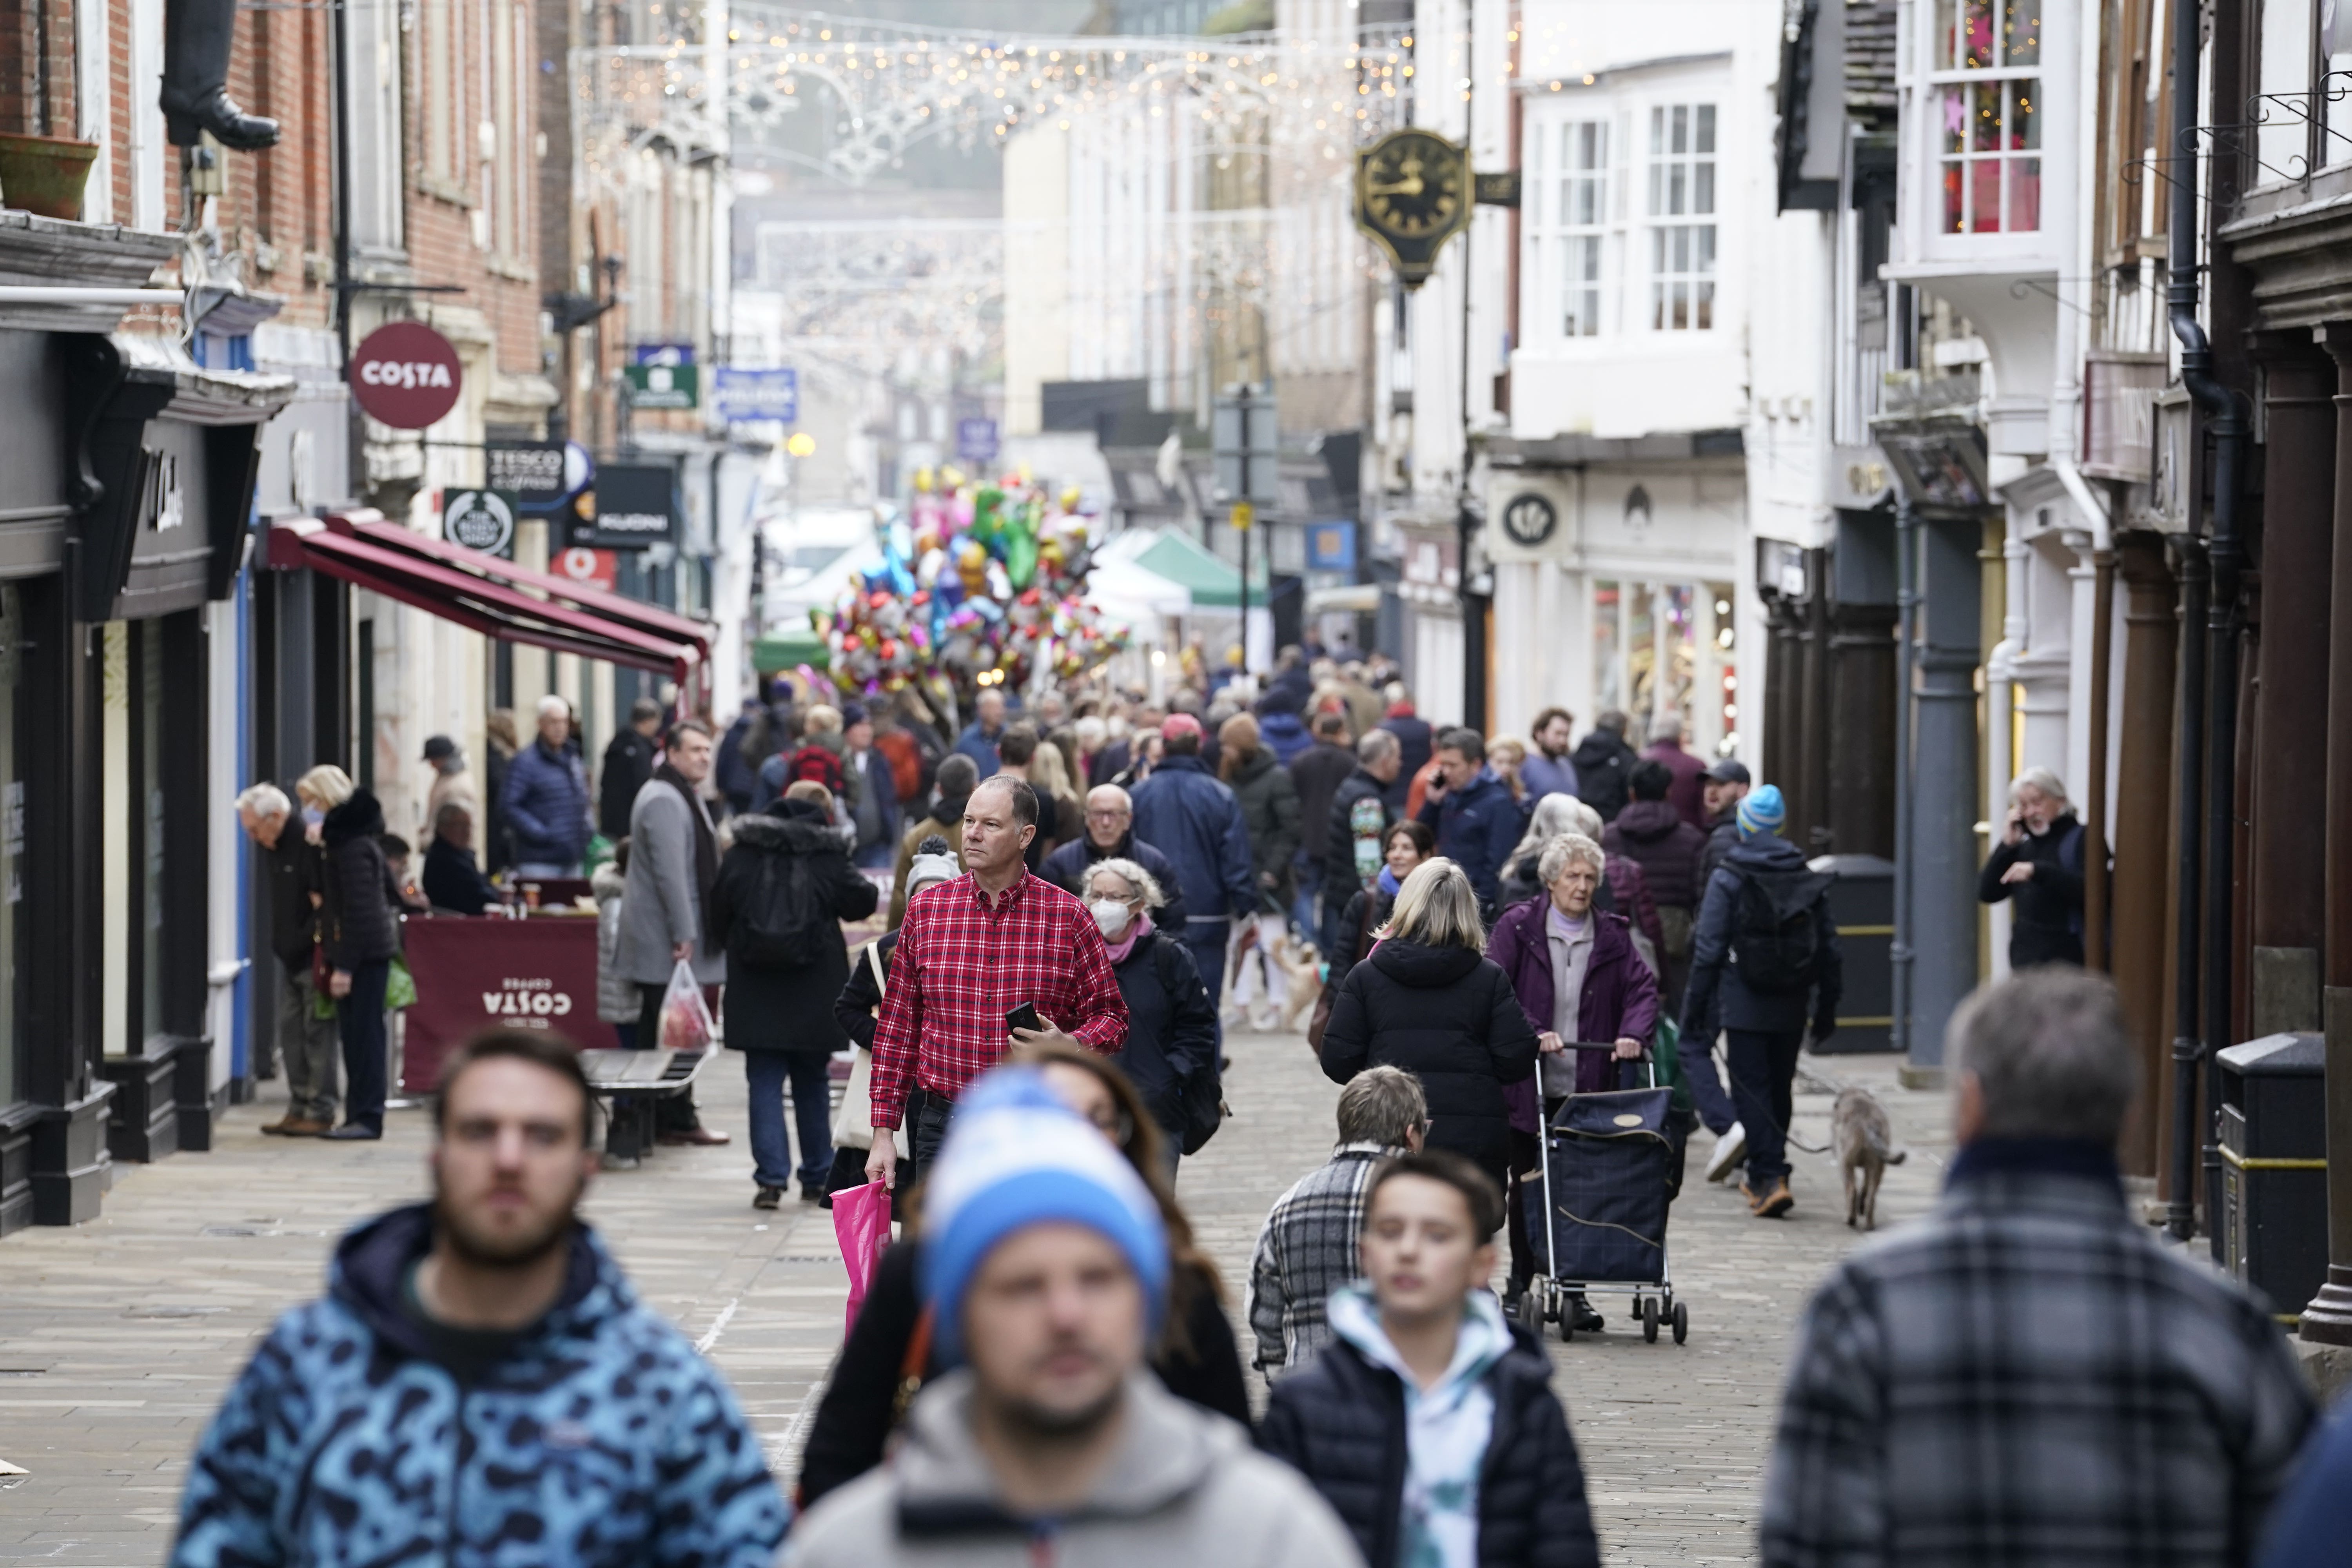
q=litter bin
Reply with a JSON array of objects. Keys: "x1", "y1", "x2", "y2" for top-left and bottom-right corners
[
  {"x1": 1807, "y1": 854, "x2": 1892, "y2": 1054},
  {"x1": 2217, "y1": 1032, "x2": 2327, "y2": 1322}
]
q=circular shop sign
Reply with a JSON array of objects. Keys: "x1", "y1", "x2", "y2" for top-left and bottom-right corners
[
  {"x1": 349, "y1": 321, "x2": 464, "y2": 430},
  {"x1": 443, "y1": 491, "x2": 516, "y2": 556},
  {"x1": 1501, "y1": 491, "x2": 1559, "y2": 548}
]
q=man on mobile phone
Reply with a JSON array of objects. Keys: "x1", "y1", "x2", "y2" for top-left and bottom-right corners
[{"x1": 865, "y1": 775, "x2": 1130, "y2": 1190}]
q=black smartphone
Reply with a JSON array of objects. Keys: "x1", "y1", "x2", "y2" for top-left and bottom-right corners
[{"x1": 1005, "y1": 1001, "x2": 1043, "y2": 1036}]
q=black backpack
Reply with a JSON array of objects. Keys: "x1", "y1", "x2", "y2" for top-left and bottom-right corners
[
  {"x1": 1727, "y1": 865, "x2": 1835, "y2": 994},
  {"x1": 733, "y1": 847, "x2": 830, "y2": 967}
]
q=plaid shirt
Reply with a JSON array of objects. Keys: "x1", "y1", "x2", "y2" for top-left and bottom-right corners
[
  {"x1": 1762, "y1": 1155, "x2": 2316, "y2": 1568},
  {"x1": 1245, "y1": 1142, "x2": 1401, "y2": 1375},
  {"x1": 867, "y1": 871, "x2": 1127, "y2": 1130}
]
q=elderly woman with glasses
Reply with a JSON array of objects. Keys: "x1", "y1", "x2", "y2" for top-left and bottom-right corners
[{"x1": 1485, "y1": 831, "x2": 1661, "y2": 1321}]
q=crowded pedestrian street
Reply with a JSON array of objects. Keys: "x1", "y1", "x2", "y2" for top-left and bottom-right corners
[{"x1": 0, "y1": 1025, "x2": 1952, "y2": 1565}]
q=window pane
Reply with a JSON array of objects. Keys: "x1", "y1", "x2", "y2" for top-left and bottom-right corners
[
  {"x1": 2004, "y1": 0, "x2": 2040, "y2": 66},
  {"x1": 1672, "y1": 105, "x2": 1688, "y2": 154},
  {"x1": 1648, "y1": 161, "x2": 1663, "y2": 214},
  {"x1": 1694, "y1": 162, "x2": 1715, "y2": 214},
  {"x1": 2011, "y1": 80, "x2": 2039, "y2": 148},
  {"x1": 1674, "y1": 280, "x2": 1690, "y2": 329},
  {"x1": 1696, "y1": 280, "x2": 1715, "y2": 330},
  {"x1": 2009, "y1": 155, "x2": 2042, "y2": 230},
  {"x1": 1650, "y1": 106, "x2": 1664, "y2": 154},
  {"x1": 1942, "y1": 84, "x2": 1968, "y2": 152},
  {"x1": 1972, "y1": 80, "x2": 2004, "y2": 150},
  {"x1": 1697, "y1": 225, "x2": 1717, "y2": 273},
  {"x1": 1652, "y1": 282, "x2": 1668, "y2": 330},
  {"x1": 1970, "y1": 157, "x2": 2003, "y2": 232},
  {"x1": 1696, "y1": 104, "x2": 1716, "y2": 154},
  {"x1": 1963, "y1": 0, "x2": 1996, "y2": 66},
  {"x1": 1936, "y1": 0, "x2": 1958, "y2": 67}
]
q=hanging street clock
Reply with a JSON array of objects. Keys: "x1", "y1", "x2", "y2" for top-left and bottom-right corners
[{"x1": 1354, "y1": 128, "x2": 1472, "y2": 289}]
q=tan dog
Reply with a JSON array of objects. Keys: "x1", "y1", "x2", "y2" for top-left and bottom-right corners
[
  {"x1": 1272, "y1": 934, "x2": 1324, "y2": 1035},
  {"x1": 1832, "y1": 1086, "x2": 1907, "y2": 1231}
]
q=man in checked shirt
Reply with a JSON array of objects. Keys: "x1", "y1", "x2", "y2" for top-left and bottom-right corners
[{"x1": 864, "y1": 774, "x2": 1130, "y2": 1190}]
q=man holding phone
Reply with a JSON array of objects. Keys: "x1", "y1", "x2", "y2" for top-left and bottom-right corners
[{"x1": 865, "y1": 774, "x2": 1130, "y2": 1189}]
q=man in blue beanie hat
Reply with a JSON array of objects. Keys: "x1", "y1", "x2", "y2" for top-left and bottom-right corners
[
  {"x1": 786, "y1": 1069, "x2": 1360, "y2": 1567},
  {"x1": 1675, "y1": 784, "x2": 1843, "y2": 1217}
]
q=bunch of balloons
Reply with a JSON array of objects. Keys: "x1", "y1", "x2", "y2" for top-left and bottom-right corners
[{"x1": 811, "y1": 466, "x2": 1129, "y2": 702}]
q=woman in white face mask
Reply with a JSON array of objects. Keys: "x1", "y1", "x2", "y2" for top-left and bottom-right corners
[{"x1": 1085, "y1": 859, "x2": 1219, "y2": 1172}]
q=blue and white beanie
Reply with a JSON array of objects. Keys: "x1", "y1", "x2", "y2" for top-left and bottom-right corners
[
  {"x1": 919, "y1": 1068, "x2": 1168, "y2": 1357},
  {"x1": 1737, "y1": 783, "x2": 1787, "y2": 839}
]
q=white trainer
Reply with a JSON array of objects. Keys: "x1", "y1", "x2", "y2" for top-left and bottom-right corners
[{"x1": 1705, "y1": 1122, "x2": 1747, "y2": 1183}]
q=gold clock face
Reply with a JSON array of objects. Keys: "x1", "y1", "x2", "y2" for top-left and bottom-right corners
[{"x1": 1363, "y1": 134, "x2": 1465, "y2": 238}]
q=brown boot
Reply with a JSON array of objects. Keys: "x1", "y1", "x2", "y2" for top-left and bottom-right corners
[
  {"x1": 277, "y1": 1117, "x2": 332, "y2": 1137},
  {"x1": 1751, "y1": 1178, "x2": 1794, "y2": 1219}
]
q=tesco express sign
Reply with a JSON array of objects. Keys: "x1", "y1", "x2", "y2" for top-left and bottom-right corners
[{"x1": 348, "y1": 321, "x2": 465, "y2": 430}]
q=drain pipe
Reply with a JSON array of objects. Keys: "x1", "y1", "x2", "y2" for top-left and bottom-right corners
[
  {"x1": 1892, "y1": 494, "x2": 1918, "y2": 1060},
  {"x1": 2167, "y1": 540, "x2": 2209, "y2": 1240},
  {"x1": 2165, "y1": 0, "x2": 2249, "y2": 1245}
]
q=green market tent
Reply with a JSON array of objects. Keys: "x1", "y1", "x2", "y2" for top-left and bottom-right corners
[
  {"x1": 753, "y1": 631, "x2": 829, "y2": 675},
  {"x1": 1120, "y1": 526, "x2": 1269, "y2": 610}
]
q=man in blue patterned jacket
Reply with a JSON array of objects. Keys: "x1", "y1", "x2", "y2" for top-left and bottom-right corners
[{"x1": 171, "y1": 1030, "x2": 787, "y2": 1568}]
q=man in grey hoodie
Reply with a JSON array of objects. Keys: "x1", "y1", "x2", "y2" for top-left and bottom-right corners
[{"x1": 784, "y1": 1069, "x2": 1360, "y2": 1568}]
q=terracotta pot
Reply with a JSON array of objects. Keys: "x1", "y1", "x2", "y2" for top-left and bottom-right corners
[{"x1": 0, "y1": 133, "x2": 100, "y2": 221}]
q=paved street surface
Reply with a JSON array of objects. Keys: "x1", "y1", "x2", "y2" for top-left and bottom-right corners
[{"x1": 0, "y1": 1028, "x2": 1953, "y2": 1565}]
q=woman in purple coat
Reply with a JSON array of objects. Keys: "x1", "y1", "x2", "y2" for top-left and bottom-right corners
[{"x1": 1485, "y1": 830, "x2": 1661, "y2": 1327}]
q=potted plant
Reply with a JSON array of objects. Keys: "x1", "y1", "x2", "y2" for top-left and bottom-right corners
[{"x1": 0, "y1": 133, "x2": 100, "y2": 221}]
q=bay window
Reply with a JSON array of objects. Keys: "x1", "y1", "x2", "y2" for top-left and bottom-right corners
[
  {"x1": 1646, "y1": 104, "x2": 1716, "y2": 330},
  {"x1": 1933, "y1": 0, "x2": 2041, "y2": 233}
]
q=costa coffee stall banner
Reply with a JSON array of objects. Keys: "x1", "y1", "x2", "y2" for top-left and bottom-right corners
[
  {"x1": 400, "y1": 915, "x2": 621, "y2": 1091},
  {"x1": 349, "y1": 321, "x2": 465, "y2": 430}
]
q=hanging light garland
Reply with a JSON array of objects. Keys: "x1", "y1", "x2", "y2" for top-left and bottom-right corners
[{"x1": 575, "y1": 9, "x2": 1423, "y2": 196}]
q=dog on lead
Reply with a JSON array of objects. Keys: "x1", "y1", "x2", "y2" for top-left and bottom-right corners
[{"x1": 1832, "y1": 1086, "x2": 1907, "y2": 1231}]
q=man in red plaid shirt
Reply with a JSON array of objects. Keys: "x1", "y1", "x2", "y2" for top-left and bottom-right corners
[{"x1": 865, "y1": 774, "x2": 1128, "y2": 1189}]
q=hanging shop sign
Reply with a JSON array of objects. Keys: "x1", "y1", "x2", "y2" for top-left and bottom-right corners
[
  {"x1": 715, "y1": 367, "x2": 799, "y2": 423},
  {"x1": 486, "y1": 441, "x2": 568, "y2": 499},
  {"x1": 623, "y1": 361, "x2": 700, "y2": 410},
  {"x1": 442, "y1": 489, "x2": 517, "y2": 557},
  {"x1": 957, "y1": 416, "x2": 1000, "y2": 465},
  {"x1": 571, "y1": 463, "x2": 678, "y2": 549},
  {"x1": 348, "y1": 321, "x2": 464, "y2": 429},
  {"x1": 556, "y1": 545, "x2": 619, "y2": 593}
]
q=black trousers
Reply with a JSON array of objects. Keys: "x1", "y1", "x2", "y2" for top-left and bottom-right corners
[
  {"x1": 910, "y1": 1090, "x2": 954, "y2": 1182},
  {"x1": 633, "y1": 982, "x2": 704, "y2": 1133},
  {"x1": 1725, "y1": 1027, "x2": 1804, "y2": 1185},
  {"x1": 337, "y1": 959, "x2": 391, "y2": 1133}
]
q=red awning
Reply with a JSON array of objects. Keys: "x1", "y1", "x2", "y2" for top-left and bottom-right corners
[
  {"x1": 265, "y1": 517, "x2": 703, "y2": 681},
  {"x1": 330, "y1": 512, "x2": 711, "y2": 664}
]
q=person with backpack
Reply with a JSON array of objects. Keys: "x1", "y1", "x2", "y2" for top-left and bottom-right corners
[
  {"x1": 1977, "y1": 766, "x2": 2087, "y2": 969},
  {"x1": 1677, "y1": 784, "x2": 1841, "y2": 1218},
  {"x1": 708, "y1": 778, "x2": 881, "y2": 1209}
]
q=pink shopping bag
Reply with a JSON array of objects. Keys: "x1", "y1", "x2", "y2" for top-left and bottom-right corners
[{"x1": 831, "y1": 1179, "x2": 893, "y2": 1338}]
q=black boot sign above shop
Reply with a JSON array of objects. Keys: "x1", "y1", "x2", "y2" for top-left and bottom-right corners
[{"x1": 348, "y1": 322, "x2": 464, "y2": 430}]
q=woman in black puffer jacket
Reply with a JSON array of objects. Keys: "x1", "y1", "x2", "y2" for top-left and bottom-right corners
[
  {"x1": 1318, "y1": 857, "x2": 1537, "y2": 1190},
  {"x1": 317, "y1": 781, "x2": 403, "y2": 1140}
]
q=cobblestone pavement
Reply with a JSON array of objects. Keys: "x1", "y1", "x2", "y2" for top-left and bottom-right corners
[{"x1": 0, "y1": 1027, "x2": 1953, "y2": 1565}]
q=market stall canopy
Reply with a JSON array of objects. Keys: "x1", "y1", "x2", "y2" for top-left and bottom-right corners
[
  {"x1": 1081, "y1": 554, "x2": 1192, "y2": 630},
  {"x1": 266, "y1": 513, "x2": 705, "y2": 680},
  {"x1": 1108, "y1": 525, "x2": 1270, "y2": 610}
]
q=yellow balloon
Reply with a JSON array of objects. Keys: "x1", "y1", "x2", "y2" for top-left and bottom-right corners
[
  {"x1": 1058, "y1": 486, "x2": 1082, "y2": 513},
  {"x1": 913, "y1": 467, "x2": 935, "y2": 494},
  {"x1": 940, "y1": 464, "x2": 967, "y2": 492}
]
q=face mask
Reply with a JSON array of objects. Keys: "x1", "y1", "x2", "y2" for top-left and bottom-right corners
[
  {"x1": 301, "y1": 807, "x2": 325, "y2": 828},
  {"x1": 1089, "y1": 898, "x2": 1132, "y2": 939}
]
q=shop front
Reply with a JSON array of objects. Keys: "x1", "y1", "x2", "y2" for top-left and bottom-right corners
[
  {"x1": 0, "y1": 305, "x2": 295, "y2": 1231},
  {"x1": 1482, "y1": 437, "x2": 1752, "y2": 755}
]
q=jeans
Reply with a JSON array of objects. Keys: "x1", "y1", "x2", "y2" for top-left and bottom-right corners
[
  {"x1": 854, "y1": 842, "x2": 895, "y2": 871},
  {"x1": 514, "y1": 861, "x2": 581, "y2": 879},
  {"x1": 337, "y1": 960, "x2": 391, "y2": 1133},
  {"x1": 1679, "y1": 1027, "x2": 1737, "y2": 1136},
  {"x1": 1183, "y1": 921, "x2": 1229, "y2": 1014},
  {"x1": 745, "y1": 1051, "x2": 833, "y2": 1189},
  {"x1": 1725, "y1": 1027, "x2": 1804, "y2": 1185},
  {"x1": 1290, "y1": 861, "x2": 1320, "y2": 947},
  {"x1": 910, "y1": 1090, "x2": 955, "y2": 1179},
  {"x1": 278, "y1": 968, "x2": 340, "y2": 1122}
]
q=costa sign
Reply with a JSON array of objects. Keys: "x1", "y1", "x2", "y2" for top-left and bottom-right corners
[{"x1": 348, "y1": 321, "x2": 464, "y2": 429}]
